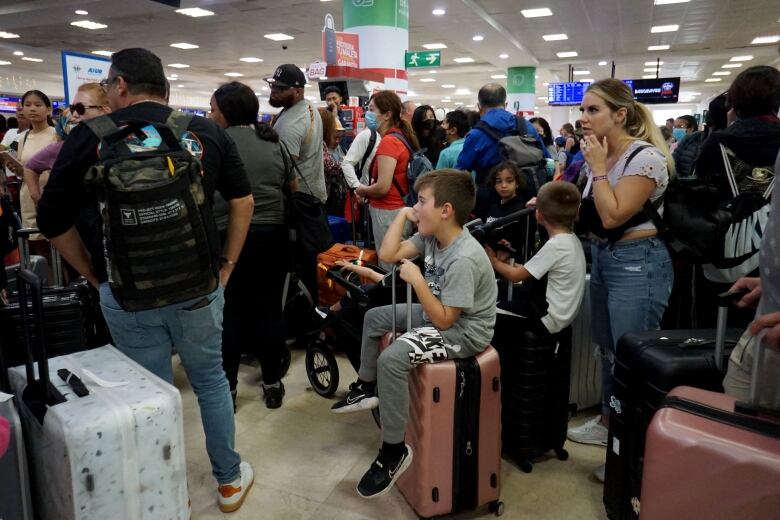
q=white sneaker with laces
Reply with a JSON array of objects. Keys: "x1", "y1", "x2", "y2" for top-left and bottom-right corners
[
  {"x1": 567, "y1": 416, "x2": 608, "y2": 446},
  {"x1": 218, "y1": 461, "x2": 254, "y2": 513}
]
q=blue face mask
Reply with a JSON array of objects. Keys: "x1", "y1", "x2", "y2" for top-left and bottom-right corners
[
  {"x1": 672, "y1": 128, "x2": 686, "y2": 141},
  {"x1": 364, "y1": 111, "x2": 379, "y2": 130}
]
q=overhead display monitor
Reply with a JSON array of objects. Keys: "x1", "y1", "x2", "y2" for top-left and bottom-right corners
[
  {"x1": 624, "y1": 77, "x2": 680, "y2": 104},
  {"x1": 0, "y1": 96, "x2": 19, "y2": 112},
  {"x1": 547, "y1": 82, "x2": 592, "y2": 106}
]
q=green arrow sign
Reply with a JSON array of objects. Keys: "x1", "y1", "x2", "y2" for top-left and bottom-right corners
[{"x1": 405, "y1": 50, "x2": 441, "y2": 68}]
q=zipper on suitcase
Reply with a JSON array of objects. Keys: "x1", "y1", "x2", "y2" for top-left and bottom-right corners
[{"x1": 452, "y1": 358, "x2": 481, "y2": 511}]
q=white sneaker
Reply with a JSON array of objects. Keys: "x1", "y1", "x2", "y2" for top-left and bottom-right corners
[
  {"x1": 567, "y1": 416, "x2": 608, "y2": 446},
  {"x1": 218, "y1": 461, "x2": 254, "y2": 513},
  {"x1": 593, "y1": 463, "x2": 606, "y2": 483}
]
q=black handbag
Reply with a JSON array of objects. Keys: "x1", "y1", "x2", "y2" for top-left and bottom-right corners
[{"x1": 281, "y1": 143, "x2": 332, "y2": 253}]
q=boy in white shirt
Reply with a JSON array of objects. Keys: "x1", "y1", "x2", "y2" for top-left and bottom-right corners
[{"x1": 486, "y1": 181, "x2": 586, "y2": 335}]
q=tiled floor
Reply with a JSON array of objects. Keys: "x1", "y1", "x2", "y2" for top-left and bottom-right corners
[{"x1": 177, "y1": 349, "x2": 607, "y2": 520}]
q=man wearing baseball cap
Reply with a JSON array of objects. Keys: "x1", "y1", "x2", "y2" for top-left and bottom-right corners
[{"x1": 266, "y1": 63, "x2": 325, "y2": 301}]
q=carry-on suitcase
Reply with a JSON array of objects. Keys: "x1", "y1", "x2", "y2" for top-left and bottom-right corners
[
  {"x1": 569, "y1": 273, "x2": 601, "y2": 412},
  {"x1": 0, "y1": 392, "x2": 34, "y2": 520},
  {"x1": 377, "y1": 267, "x2": 504, "y2": 518},
  {"x1": 316, "y1": 243, "x2": 378, "y2": 306},
  {"x1": 604, "y1": 291, "x2": 744, "y2": 520},
  {"x1": 8, "y1": 268, "x2": 189, "y2": 520},
  {"x1": 640, "y1": 339, "x2": 780, "y2": 519}
]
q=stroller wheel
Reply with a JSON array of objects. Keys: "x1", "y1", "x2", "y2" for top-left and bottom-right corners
[{"x1": 306, "y1": 342, "x2": 339, "y2": 397}]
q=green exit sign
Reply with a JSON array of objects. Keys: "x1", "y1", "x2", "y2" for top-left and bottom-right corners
[{"x1": 405, "y1": 50, "x2": 441, "y2": 68}]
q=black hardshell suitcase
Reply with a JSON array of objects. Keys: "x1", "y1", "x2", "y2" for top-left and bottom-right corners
[{"x1": 603, "y1": 294, "x2": 743, "y2": 520}]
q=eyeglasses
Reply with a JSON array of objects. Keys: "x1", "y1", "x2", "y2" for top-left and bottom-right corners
[
  {"x1": 69, "y1": 103, "x2": 102, "y2": 115},
  {"x1": 99, "y1": 75, "x2": 120, "y2": 90}
]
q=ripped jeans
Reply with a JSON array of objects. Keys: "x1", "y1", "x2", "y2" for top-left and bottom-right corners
[{"x1": 590, "y1": 237, "x2": 674, "y2": 416}]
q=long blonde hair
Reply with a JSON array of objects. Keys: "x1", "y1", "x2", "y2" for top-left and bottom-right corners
[
  {"x1": 77, "y1": 82, "x2": 110, "y2": 108},
  {"x1": 586, "y1": 79, "x2": 675, "y2": 175}
]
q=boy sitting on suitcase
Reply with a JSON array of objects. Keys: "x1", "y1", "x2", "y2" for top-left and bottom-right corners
[
  {"x1": 485, "y1": 181, "x2": 586, "y2": 336},
  {"x1": 331, "y1": 169, "x2": 498, "y2": 498}
]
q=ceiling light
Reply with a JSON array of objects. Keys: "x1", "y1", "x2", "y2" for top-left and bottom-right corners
[
  {"x1": 175, "y1": 8, "x2": 214, "y2": 17},
  {"x1": 240, "y1": 57, "x2": 263, "y2": 63},
  {"x1": 534, "y1": 106, "x2": 539, "y2": 110},
  {"x1": 75, "y1": 10, "x2": 88, "y2": 15},
  {"x1": 681, "y1": 91, "x2": 701, "y2": 96},
  {"x1": 721, "y1": 63, "x2": 742, "y2": 68},
  {"x1": 422, "y1": 43, "x2": 447, "y2": 49},
  {"x1": 730, "y1": 55, "x2": 753, "y2": 61},
  {"x1": 166, "y1": 76, "x2": 177, "y2": 80},
  {"x1": 177, "y1": 84, "x2": 184, "y2": 88},
  {"x1": 573, "y1": 70, "x2": 590, "y2": 75},
  {"x1": 580, "y1": 78, "x2": 594, "y2": 82},
  {"x1": 170, "y1": 73, "x2": 178, "y2": 77},
  {"x1": 455, "y1": 102, "x2": 464, "y2": 106},
  {"x1": 644, "y1": 68, "x2": 658, "y2": 72},
  {"x1": 264, "y1": 33, "x2": 294, "y2": 41},
  {"x1": 598, "y1": 61, "x2": 608, "y2": 66},
  {"x1": 432, "y1": 8, "x2": 446, "y2": 15},
  {"x1": 491, "y1": 74, "x2": 507, "y2": 79},
  {"x1": 543, "y1": 34, "x2": 568, "y2": 41},
  {"x1": 168, "y1": 63, "x2": 190, "y2": 68},
  {"x1": 455, "y1": 89, "x2": 471, "y2": 95},
  {"x1": 13, "y1": 51, "x2": 23, "y2": 56},
  {"x1": 538, "y1": 97, "x2": 548, "y2": 101},
  {"x1": 644, "y1": 61, "x2": 665, "y2": 66},
  {"x1": 643, "y1": 74, "x2": 657, "y2": 79},
  {"x1": 654, "y1": 0, "x2": 690, "y2": 4},
  {"x1": 442, "y1": 84, "x2": 456, "y2": 88},
  {"x1": 0, "y1": 61, "x2": 11, "y2": 66},
  {"x1": 170, "y1": 43, "x2": 199, "y2": 50},
  {"x1": 712, "y1": 71, "x2": 731, "y2": 76},
  {"x1": 648, "y1": 44, "x2": 670, "y2": 50},
  {"x1": 521, "y1": 8, "x2": 553, "y2": 18},
  {"x1": 70, "y1": 20, "x2": 107, "y2": 30},
  {"x1": 92, "y1": 50, "x2": 113, "y2": 56},
  {"x1": 499, "y1": 53, "x2": 509, "y2": 59},
  {"x1": 557, "y1": 51, "x2": 578, "y2": 58},
  {"x1": 429, "y1": 70, "x2": 437, "y2": 74},
  {"x1": 21, "y1": 57, "x2": 42, "y2": 62},
  {"x1": 473, "y1": 35, "x2": 484, "y2": 41},
  {"x1": 419, "y1": 78, "x2": 436, "y2": 82},
  {"x1": 0, "y1": 32, "x2": 20, "y2": 39},
  {"x1": 453, "y1": 57, "x2": 475, "y2": 63},
  {"x1": 651, "y1": 25, "x2": 679, "y2": 33},
  {"x1": 752, "y1": 35, "x2": 780, "y2": 45},
  {"x1": 705, "y1": 78, "x2": 722, "y2": 82},
  {"x1": 543, "y1": 82, "x2": 550, "y2": 86},
  {"x1": 441, "y1": 99, "x2": 452, "y2": 102}
]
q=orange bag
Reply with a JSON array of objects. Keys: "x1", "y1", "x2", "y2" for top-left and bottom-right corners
[{"x1": 316, "y1": 244, "x2": 378, "y2": 306}]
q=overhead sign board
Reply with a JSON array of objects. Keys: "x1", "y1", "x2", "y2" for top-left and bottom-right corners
[
  {"x1": 61, "y1": 50, "x2": 110, "y2": 103},
  {"x1": 405, "y1": 50, "x2": 440, "y2": 68}
]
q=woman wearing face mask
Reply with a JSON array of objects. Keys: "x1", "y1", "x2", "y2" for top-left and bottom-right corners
[
  {"x1": 412, "y1": 104, "x2": 444, "y2": 166},
  {"x1": 355, "y1": 91, "x2": 420, "y2": 270}
]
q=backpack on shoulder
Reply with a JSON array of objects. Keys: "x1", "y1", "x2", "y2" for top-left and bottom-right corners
[
  {"x1": 84, "y1": 112, "x2": 221, "y2": 311},
  {"x1": 386, "y1": 131, "x2": 433, "y2": 206}
]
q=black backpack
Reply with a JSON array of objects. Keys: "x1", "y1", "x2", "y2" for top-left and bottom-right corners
[
  {"x1": 385, "y1": 131, "x2": 434, "y2": 207},
  {"x1": 84, "y1": 112, "x2": 221, "y2": 311}
]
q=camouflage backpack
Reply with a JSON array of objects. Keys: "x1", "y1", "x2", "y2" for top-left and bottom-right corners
[{"x1": 84, "y1": 111, "x2": 221, "y2": 311}]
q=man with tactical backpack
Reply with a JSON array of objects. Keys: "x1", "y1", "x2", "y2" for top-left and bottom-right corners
[{"x1": 36, "y1": 48, "x2": 256, "y2": 513}]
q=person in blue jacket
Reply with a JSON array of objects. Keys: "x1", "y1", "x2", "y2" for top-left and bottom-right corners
[{"x1": 456, "y1": 83, "x2": 550, "y2": 218}]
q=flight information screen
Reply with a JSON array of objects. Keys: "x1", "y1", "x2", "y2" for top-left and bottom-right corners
[{"x1": 547, "y1": 82, "x2": 592, "y2": 106}]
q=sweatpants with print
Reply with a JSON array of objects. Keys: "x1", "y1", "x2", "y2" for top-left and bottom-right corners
[{"x1": 358, "y1": 303, "x2": 482, "y2": 444}]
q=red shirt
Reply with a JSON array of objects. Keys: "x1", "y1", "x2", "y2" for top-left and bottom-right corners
[{"x1": 369, "y1": 130, "x2": 410, "y2": 210}]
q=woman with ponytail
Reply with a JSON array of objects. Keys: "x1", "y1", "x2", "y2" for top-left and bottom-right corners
[
  {"x1": 209, "y1": 81, "x2": 294, "y2": 410},
  {"x1": 355, "y1": 90, "x2": 420, "y2": 269},
  {"x1": 565, "y1": 79, "x2": 674, "y2": 480}
]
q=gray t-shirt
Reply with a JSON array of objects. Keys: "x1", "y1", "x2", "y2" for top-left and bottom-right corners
[
  {"x1": 273, "y1": 99, "x2": 326, "y2": 203},
  {"x1": 409, "y1": 228, "x2": 498, "y2": 353},
  {"x1": 757, "y1": 150, "x2": 780, "y2": 318}
]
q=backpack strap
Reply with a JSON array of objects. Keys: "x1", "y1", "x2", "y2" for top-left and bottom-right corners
[
  {"x1": 386, "y1": 131, "x2": 411, "y2": 198},
  {"x1": 473, "y1": 120, "x2": 504, "y2": 142},
  {"x1": 164, "y1": 111, "x2": 194, "y2": 147},
  {"x1": 358, "y1": 128, "x2": 377, "y2": 175},
  {"x1": 84, "y1": 116, "x2": 132, "y2": 157}
]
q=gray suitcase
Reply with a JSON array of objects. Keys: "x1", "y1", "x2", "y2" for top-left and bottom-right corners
[
  {"x1": 0, "y1": 395, "x2": 34, "y2": 520},
  {"x1": 569, "y1": 273, "x2": 602, "y2": 412}
]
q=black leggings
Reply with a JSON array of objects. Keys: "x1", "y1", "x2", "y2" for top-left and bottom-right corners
[{"x1": 222, "y1": 224, "x2": 289, "y2": 389}]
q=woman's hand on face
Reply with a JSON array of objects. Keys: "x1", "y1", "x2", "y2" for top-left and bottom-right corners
[{"x1": 581, "y1": 135, "x2": 609, "y2": 174}]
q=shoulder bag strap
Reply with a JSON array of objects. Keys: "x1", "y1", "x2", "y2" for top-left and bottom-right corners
[{"x1": 358, "y1": 129, "x2": 377, "y2": 174}]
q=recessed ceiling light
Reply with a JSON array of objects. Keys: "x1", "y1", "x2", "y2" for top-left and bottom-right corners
[
  {"x1": 705, "y1": 78, "x2": 722, "y2": 82},
  {"x1": 0, "y1": 61, "x2": 11, "y2": 66},
  {"x1": 473, "y1": 35, "x2": 484, "y2": 41},
  {"x1": 557, "y1": 51, "x2": 578, "y2": 58},
  {"x1": 166, "y1": 76, "x2": 177, "y2": 80},
  {"x1": 75, "y1": 9, "x2": 89, "y2": 15},
  {"x1": 751, "y1": 35, "x2": 780, "y2": 45},
  {"x1": 432, "y1": 8, "x2": 446, "y2": 16},
  {"x1": 240, "y1": 57, "x2": 263, "y2": 63},
  {"x1": 580, "y1": 78, "x2": 594, "y2": 82},
  {"x1": 453, "y1": 57, "x2": 475, "y2": 63},
  {"x1": 168, "y1": 63, "x2": 190, "y2": 68},
  {"x1": 442, "y1": 84, "x2": 456, "y2": 88},
  {"x1": 455, "y1": 88, "x2": 471, "y2": 95},
  {"x1": 712, "y1": 71, "x2": 731, "y2": 76},
  {"x1": 644, "y1": 61, "x2": 665, "y2": 66},
  {"x1": 598, "y1": 61, "x2": 608, "y2": 66},
  {"x1": 13, "y1": 51, "x2": 23, "y2": 56},
  {"x1": 455, "y1": 102, "x2": 464, "y2": 105},
  {"x1": 542, "y1": 34, "x2": 568, "y2": 41},
  {"x1": 21, "y1": 57, "x2": 42, "y2": 62},
  {"x1": 419, "y1": 78, "x2": 436, "y2": 82},
  {"x1": 491, "y1": 74, "x2": 507, "y2": 79},
  {"x1": 721, "y1": 63, "x2": 742, "y2": 68},
  {"x1": 644, "y1": 68, "x2": 658, "y2": 73},
  {"x1": 538, "y1": 97, "x2": 548, "y2": 101},
  {"x1": 70, "y1": 20, "x2": 107, "y2": 30},
  {"x1": 92, "y1": 50, "x2": 113, "y2": 56},
  {"x1": 730, "y1": 55, "x2": 753, "y2": 61},
  {"x1": 534, "y1": 106, "x2": 539, "y2": 110},
  {"x1": 651, "y1": 25, "x2": 679, "y2": 33},
  {"x1": 177, "y1": 84, "x2": 185, "y2": 88},
  {"x1": 573, "y1": 70, "x2": 590, "y2": 75},
  {"x1": 441, "y1": 99, "x2": 452, "y2": 103},
  {"x1": 648, "y1": 44, "x2": 670, "y2": 50},
  {"x1": 521, "y1": 8, "x2": 553, "y2": 18},
  {"x1": 422, "y1": 43, "x2": 447, "y2": 49},
  {"x1": 654, "y1": 0, "x2": 690, "y2": 4},
  {"x1": 224, "y1": 72, "x2": 244, "y2": 77},
  {"x1": 499, "y1": 53, "x2": 509, "y2": 59},
  {"x1": 0, "y1": 32, "x2": 20, "y2": 39},
  {"x1": 175, "y1": 7, "x2": 214, "y2": 17},
  {"x1": 170, "y1": 42, "x2": 199, "y2": 50},
  {"x1": 264, "y1": 33, "x2": 294, "y2": 41},
  {"x1": 429, "y1": 70, "x2": 437, "y2": 74},
  {"x1": 543, "y1": 82, "x2": 550, "y2": 86},
  {"x1": 643, "y1": 74, "x2": 657, "y2": 79}
]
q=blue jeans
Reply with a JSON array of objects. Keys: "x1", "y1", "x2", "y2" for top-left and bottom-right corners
[
  {"x1": 99, "y1": 283, "x2": 241, "y2": 484},
  {"x1": 590, "y1": 237, "x2": 673, "y2": 416}
]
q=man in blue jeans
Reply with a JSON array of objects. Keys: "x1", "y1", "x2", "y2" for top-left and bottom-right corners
[{"x1": 36, "y1": 48, "x2": 256, "y2": 514}]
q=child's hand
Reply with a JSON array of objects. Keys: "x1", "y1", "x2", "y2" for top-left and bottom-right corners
[
  {"x1": 402, "y1": 207, "x2": 419, "y2": 224},
  {"x1": 526, "y1": 197, "x2": 537, "y2": 207},
  {"x1": 398, "y1": 258, "x2": 424, "y2": 285},
  {"x1": 485, "y1": 245, "x2": 498, "y2": 263},
  {"x1": 335, "y1": 259, "x2": 357, "y2": 271}
]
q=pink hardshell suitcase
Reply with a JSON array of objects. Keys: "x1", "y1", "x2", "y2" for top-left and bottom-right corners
[
  {"x1": 376, "y1": 266, "x2": 504, "y2": 518},
  {"x1": 640, "y1": 334, "x2": 780, "y2": 520}
]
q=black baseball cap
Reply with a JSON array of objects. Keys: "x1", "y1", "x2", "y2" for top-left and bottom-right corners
[{"x1": 265, "y1": 64, "x2": 307, "y2": 88}]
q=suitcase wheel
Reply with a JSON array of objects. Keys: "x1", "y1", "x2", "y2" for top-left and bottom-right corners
[
  {"x1": 305, "y1": 341, "x2": 340, "y2": 397},
  {"x1": 519, "y1": 461, "x2": 533, "y2": 473},
  {"x1": 489, "y1": 500, "x2": 505, "y2": 517},
  {"x1": 555, "y1": 447, "x2": 569, "y2": 461}
]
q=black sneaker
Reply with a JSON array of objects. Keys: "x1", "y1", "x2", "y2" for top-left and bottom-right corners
[
  {"x1": 230, "y1": 389, "x2": 237, "y2": 414},
  {"x1": 331, "y1": 382, "x2": 379, "y2": 413},
  {"x1": 357, "y1": 445, "x2": 413, "y2": 499},
  {"x1": 314, "y1": 305, "x2": 331, "y2": 321},
  {"x1": 262, "y1": 381, "x2": 285, "y2": 409}
]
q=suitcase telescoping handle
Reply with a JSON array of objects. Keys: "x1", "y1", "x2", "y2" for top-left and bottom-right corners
[
  {"x1": 16, "y1": 227, "x2": 64, "y2": 287},
  {"x1": 390, "y1": 262, "x2": 414, "y2": 342},
  {"x1": 715, "y1": 289, "x2": 750, "y2": 372}
]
